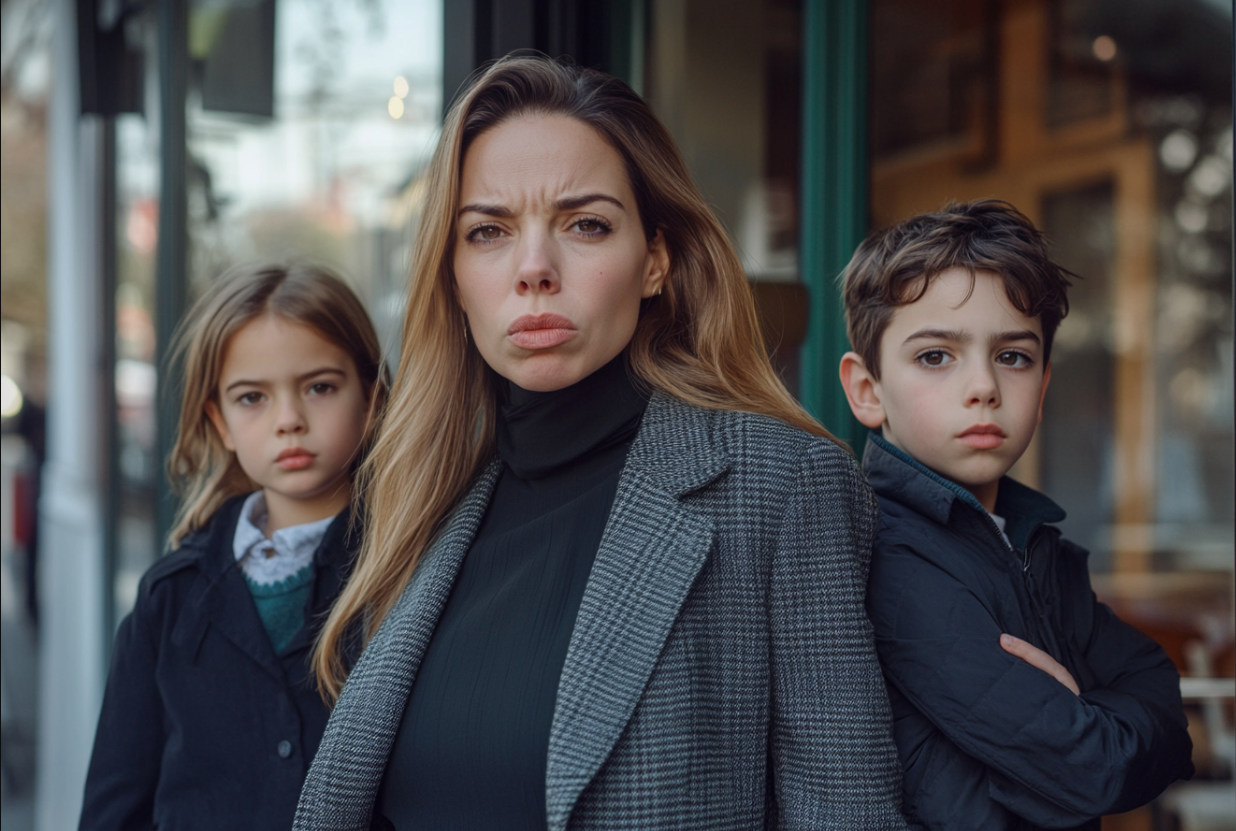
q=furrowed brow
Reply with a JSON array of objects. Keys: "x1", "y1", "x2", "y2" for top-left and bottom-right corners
[
  {"x1": 458, "y1": 203, "x2": 513, "y2": 218},
  {"x1": 555, "y1": 193, "x2": 624, "y2": 212}
]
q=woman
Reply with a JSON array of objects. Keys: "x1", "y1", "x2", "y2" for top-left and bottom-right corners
[{"x1": 297, "y1": 55, "x2": 907, "y2": 830}]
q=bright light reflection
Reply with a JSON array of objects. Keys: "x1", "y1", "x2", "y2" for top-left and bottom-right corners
[
  {"x1": 1092, "y1": 35, "x2": 1117, "y2": 62},
  {"x1": 0, "y1": 375, "x2": 23, "y2": 418},
  {"x1": 394, "y1": 76, "x2": 409, "y2": 98},
  {"x1": 388, "y1": 96, "x2": 404, "y2": 119}
]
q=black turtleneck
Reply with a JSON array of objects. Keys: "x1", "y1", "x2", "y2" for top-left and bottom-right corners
[{"x1": 376, "y1": 357, "x2": 649, "y2": 831}]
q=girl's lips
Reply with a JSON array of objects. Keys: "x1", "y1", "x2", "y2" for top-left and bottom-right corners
[
  {"x1": 507, "y1": 313, "x2": 578, "y2": 350},
  {"x1": 276, "y1": 449, "x2": 315, "y2": 470}
]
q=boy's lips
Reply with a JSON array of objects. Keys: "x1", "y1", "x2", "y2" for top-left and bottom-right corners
[
  {"x1": 275, "y1": 447, "x2": 316, "y2": 470},
  {"x1": 507, "y1": 313, "x2": 577, "y2": 350},
  {"x1": 958, "y1": 424, "x2": 1006, "y2": 450}
]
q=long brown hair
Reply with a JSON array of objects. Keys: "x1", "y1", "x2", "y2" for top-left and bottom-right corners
[
  {"x1": 166, "y1": 263, "x2": 388, "y2": 549},
  {"x1": 314, "y1": 54, "x2": 833, "y2": 701}
]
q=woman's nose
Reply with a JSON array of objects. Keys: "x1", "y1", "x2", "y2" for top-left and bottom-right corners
[{"x1": 514, "y1": 233, "x2": 560, "y2": 295}]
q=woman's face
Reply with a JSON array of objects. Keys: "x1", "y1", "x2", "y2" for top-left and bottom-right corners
[{"x1": 453, "y1": 114, "x2": 669, "y2": 392}]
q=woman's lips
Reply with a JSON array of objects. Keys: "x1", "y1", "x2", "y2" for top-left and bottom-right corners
[
  {"x1": 507, "y1": 313, "x2": 578, "y2": 350},
  {"x1": 276, "y1": 448, "x2": 316, "y2": 470},
  {"x1": 958, "y1": 425, "x2": 1006, "y2": 450}
]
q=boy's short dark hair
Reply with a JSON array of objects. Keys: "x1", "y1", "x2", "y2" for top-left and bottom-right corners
[{"x1": 842, "y1": 199, "x2": 1075, "y2": 379}]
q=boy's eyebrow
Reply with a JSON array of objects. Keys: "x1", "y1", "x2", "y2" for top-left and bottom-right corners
[
  {"x1": 223, "y1": 367, "x2": 346, "y2": 393},
  {"x1": 903, "y1": 328, "x2": 970, "y2": 344},
  {"x1": 903, "y1": 328, "x2": 1043, "y2": 346},
  {"x1": 457, "y1": 193, "x2": 624, "y2": 218},
  {"x1": 992, "y1": 329, "x2": 1042, "y2": 344}
]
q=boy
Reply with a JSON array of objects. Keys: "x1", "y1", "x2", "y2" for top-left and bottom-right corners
[{"x1": 839, "y1": 200, "x2": 1193, "y2": 830}]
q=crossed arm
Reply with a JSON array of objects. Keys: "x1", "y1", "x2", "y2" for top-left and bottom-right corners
[{"x1": 869, "y1": 546, "x2": 1193, "y2": 827}]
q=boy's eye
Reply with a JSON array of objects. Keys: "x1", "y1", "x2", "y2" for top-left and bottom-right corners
[
  {"x1": 916, "y1": 350, "x2": 951, "y2": 368},
  {"x1": 996, "y1": 350, "x2": 1032, "y2": 368}
]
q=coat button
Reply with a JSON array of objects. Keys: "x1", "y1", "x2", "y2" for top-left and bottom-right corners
[{"x1": 277, "y1": 740, "x2": 292, "y2": 759}]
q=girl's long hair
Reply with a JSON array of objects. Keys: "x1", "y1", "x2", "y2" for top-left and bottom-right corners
[
  {"x1": 314, "y1": 55, "x2": 834, "y2": 701},
  {"x1": 166, "y1": 263, "x2": 388, "y2": 549}
]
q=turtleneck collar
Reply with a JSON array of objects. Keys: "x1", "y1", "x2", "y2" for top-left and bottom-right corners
[{"x1": 496, "y1": 355, "x2": 650, "y2": 480}]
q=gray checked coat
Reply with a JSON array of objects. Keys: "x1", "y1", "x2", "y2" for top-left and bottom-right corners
[{"x1": 294, "y1": 394, "x2": 908, "y2": 830}]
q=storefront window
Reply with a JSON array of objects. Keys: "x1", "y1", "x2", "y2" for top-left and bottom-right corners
[
  {"x1": 110, "y1": 0, "x2": 443, "y2": 620},
  {"x1": 646, "y1": 0, "x2": 807, "y2": 393}
]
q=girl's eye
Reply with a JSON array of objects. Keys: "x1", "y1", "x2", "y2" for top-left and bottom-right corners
[
  {"x1": 308, "y1": 382, "x2": 335, "y2": 396},
  {"x1": 466, "y1": 224, "x2": 504, "y2": 243},
  {"x1": 996, "y1": 350, "x2": 1032, "y2": 368},
  {"x1": 572, "y1": 216, "x2": 612, "y2": 236},
  {"x1": 237, "y1": 392, "x2": 264, "y2": 406},
  {"x1": 916, "y1": 350, "x2": 951, "y2": 368}
]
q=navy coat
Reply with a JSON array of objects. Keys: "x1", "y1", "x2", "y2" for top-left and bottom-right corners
[
  {"x1": 79, "y1": 496, "x2": 356, "y2": 831},
  {"x1": 295, "y1": 394, "x2": 909, "y2": 830},
  {"x1": 862, "y1": 434, "x2": 1193, "y2": 831}
]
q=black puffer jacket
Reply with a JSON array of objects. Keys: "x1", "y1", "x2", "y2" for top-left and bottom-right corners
[
  {"x1": 862, "y1": 434, "x2": 1192, "y2": 831},
  {"x1": 79, "y1": 496, "x2": 357, "y2": 831}
]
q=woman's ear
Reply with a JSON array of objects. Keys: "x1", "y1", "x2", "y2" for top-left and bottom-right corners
[
  {"x1": 839, "y1": 352, "x2": 887, "y2": 429},
  {"x1": 641, "y1": 230, "x2": 670, "y2": 298},
  {"x1": 204, "y1": 399, "x2": 237, "y2": 451}
]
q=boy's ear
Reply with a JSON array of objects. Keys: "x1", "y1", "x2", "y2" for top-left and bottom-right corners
[
  {"x1": 1037, "y1": 362, "x2": 1052, "y2": 424},
  {"x1": 839, "y1": 352, "x2": 888, "y2": 430},
  {"x1": 204, "y1": 399, "x2": 237, "y2": 451}
]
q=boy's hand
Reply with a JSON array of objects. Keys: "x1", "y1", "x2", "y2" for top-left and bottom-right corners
[{"x1": 1000, "y1": 634, "x2": 1079, "y2": 695}]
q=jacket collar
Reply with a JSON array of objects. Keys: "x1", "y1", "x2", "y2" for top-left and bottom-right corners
[
  {"x1": 331, "y1": 393, "x2": 730, "y2": 829},
  {"x1": 174, "y1": 496, "x2": 356, "y2": 679},
  {"x1": 546, "y1": 393, "x2": 727, "y2": 828},
  {"x1": 862, "y1": 432, "x2": 1065, "y2": 551}
]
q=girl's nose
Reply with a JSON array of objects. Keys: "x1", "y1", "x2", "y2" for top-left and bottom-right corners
[
  {"x1": 514, "y1": 233, "x2": 560, "y2": 295},
  {"x1": 274, "y1": 397, "x2": 308, "y2": 435}
]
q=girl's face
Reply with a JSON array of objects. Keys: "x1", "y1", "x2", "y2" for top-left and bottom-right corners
[
  {"x1": 453, "y1": 114, "x2": 669, "y2": 392},
  {"x1": 206, "y1": 314, "x2": 371, "y2": 531}
]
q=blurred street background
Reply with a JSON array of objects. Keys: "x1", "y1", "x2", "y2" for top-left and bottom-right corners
[{"x1": 1, "y1": 0, "x2": 1232, "y2": 829}]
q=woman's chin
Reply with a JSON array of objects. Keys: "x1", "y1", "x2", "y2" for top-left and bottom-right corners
[{"x1": 499, "y1": 354, "x2": 601, "y2": 393}]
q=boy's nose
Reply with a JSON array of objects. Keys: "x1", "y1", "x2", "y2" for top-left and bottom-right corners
[
  {"x1": 965, "y1": 366, "x2": 1001, "y2": 408},
  {"x1": 514, "y1": 233, "x2": 561, "y2": 295}
]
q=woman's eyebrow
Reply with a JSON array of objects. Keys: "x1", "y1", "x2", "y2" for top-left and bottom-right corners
[
  {"x1": 556, "y1": 193, "x2": 624, "y2": 211},
  {"x1": 457, "y1": 193, "x2": 625, "y2": 218},
  {"x1": 458, "y1": 203, "x2": 513, "y2": 218}
]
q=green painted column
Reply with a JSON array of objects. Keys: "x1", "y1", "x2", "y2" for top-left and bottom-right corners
[{"x1": 799, "y1": 0, "x2": 868, "y2": 452}]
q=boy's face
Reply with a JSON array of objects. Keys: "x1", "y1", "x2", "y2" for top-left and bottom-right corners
[{"x1": 841, "y1": 267, "x2": 1051, "y2": 511}]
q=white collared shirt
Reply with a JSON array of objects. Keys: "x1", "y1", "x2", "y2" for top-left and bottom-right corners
[{"x1": 231, "y1": 491, "x2": 336, "y2": 587}]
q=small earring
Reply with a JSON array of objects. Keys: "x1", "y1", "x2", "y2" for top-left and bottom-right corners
[{"x1": 655, "y1": 285, "x2": 663, "y2": 296}]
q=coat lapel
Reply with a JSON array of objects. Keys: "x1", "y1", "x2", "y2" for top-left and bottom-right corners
[
  {"x1": 303, "y1": 460, "x2": 501, "y2": 827},
  {"x1": 545, "y1": 395, "x2": 729, "y2": 829}
]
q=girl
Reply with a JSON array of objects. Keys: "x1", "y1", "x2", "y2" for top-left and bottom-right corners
[
  {"x1": 296, "y1": 56, "x2": 906, "y2": 830},
  {"x1": 80, "y1": 264, "x2": 387, "y2": 831}
]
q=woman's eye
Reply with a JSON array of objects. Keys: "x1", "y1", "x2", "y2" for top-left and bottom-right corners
[
  {"x1": 573, "y1": 217, "x2": 611, "y2": 236},
  {"x1": 996, "y1": 350, "x2": 1032, "y2": 368},
  {"x1": 917, "y1": 350, "x2": 950, "y2": 368},
  {"x1": 467, "y1": 224, "x2": 504, "y2": 243}
]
